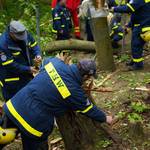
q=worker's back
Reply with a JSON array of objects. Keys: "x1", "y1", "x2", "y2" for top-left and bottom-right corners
[{"x1": 3, "y1": 57, "x2": 84, "y2": 139}]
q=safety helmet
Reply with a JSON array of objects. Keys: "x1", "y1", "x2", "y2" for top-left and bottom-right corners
[
  {"x1": 0, "y1": 127, "x2": 17, "y2": 144},
  {"x1": 141, "y1": 31, "x2": 150, "y2": 42}
]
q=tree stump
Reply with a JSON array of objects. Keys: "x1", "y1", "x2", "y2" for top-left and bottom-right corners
[{"x1": 56, "y1": 111, "x2": 97, "y2": 150}]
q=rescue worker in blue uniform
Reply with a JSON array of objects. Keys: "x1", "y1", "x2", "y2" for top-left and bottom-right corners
[
  {"x1": 111, "y1": 0, "x2": 150, "y2": 70},
  {"x1": 109, "y1": 14, "x2": 124, "y2": 48},
  {"x1": 0, "y1": 21, "x2": 41, "y2": 101},
  {"x1": 52, "y1": 0, "x2": 72, "y2": 40},
  {"x1": 2, "y1": 56, "x2": 113, "y2": 150}
]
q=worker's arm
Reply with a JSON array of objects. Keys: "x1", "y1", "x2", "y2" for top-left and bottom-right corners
[
  {"x1": 113, "y1": 0, "x2": 145, "y2": 13},
  {"x1": 67, "y1": 88, "x2": 107, "y2": 123},
  {"x1": 28, "y1": 33, "x2": 41, "y2": 57},
  {"x1": 0, "y1": 49, "x2": 33, "y2": 74}
]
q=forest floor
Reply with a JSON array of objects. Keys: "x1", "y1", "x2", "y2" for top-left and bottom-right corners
[{"x1": 2, "y1": 44, "x2": 150, "y2": 150}]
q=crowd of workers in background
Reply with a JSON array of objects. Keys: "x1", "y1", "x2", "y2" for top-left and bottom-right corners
[
  {"x1": 51, "y1": 0, "x2": 150, "y2": 70},
  {"x1": 0, "y1": 0, "x2": 149, "y2": 149}
]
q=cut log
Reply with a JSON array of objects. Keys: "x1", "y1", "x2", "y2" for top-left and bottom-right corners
[
  {"x1": 94, "y1": 69, "x2": 120, "y2": 87},
  {"x1": 43, "y1": 39, "x2": 95, "y2": 53},
  {"x1": 131, "y1": 87, "x2": 150, "y2": 92}
]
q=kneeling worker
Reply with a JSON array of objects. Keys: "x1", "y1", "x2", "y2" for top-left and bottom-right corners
[{"x1": 1, "y1": 56, "x2": 113, "y2": 149}]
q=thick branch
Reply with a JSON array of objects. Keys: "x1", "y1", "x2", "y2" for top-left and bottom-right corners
[{"x1": 43, "y1": 39, "x2": 96, "y2": 53}]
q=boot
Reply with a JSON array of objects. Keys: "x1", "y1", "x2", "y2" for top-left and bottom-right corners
[{"x1": 128, "y1": 62, "x2": 144, "y2": 71}]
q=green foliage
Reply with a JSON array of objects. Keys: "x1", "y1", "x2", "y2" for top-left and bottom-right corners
[
  {"x1": 98, "y1": 139, "x2": 112, "y2": 148},
  {"x1": 131, "y1": 101, "x2": 148, "y2": 113},
  {"x1": 116, "y1": 111, "x2": 126, "y2": 119},
  {"x1": 0, "y1": 0, "x2": 53, "y2": 49},
  {"x1": 119, "y1": 54, "x2": 130, "y2": 62},
  {"x1": 127, "y1": 113, "x2": 143, "y2": 123}
]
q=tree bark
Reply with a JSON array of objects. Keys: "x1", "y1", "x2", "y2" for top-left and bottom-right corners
[
  {"x1": 56, "y1": 112, "x2": 97, "y2": 150},
  {"x1": 91, "y1": 14, "x2": 115, "y2": 71},
  {"x1": 44, "y1": 39, "x2": 95, "y2": 53},
  {"x1": 0, "y1": 0, "x2": 5, "y2": 10}
]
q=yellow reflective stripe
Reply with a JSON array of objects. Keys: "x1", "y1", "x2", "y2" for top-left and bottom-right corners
[
  {"x1": 30, "y1": 42, "x2": 37, "y2": 48},
  {"x1": 76, "y1": 104, "x2": 93, "y2": 113},
  {"x1": 133, "y1": 58, "x2": 144, "y2": 63},
  {"x1": 2, "y1": 60, "x2": 14, "y2": 66},
  {"x1": 0, "y1": 81, "x2": 3, "y2": 87},
  {"x1": 12, "y1": 52, "x2": 21, "y2": 56},
  {"x1": 112, "y1": 26, "x2": 118, "y2": 30},
  {"x1": 6, "y1": 100, "x2": 43, "y2": 137},
  {"x1": 134, "y1": 24, "x2": 140, "y2": 27},
  {"x1": 127, "y1": 3, "x2": 135, "y2": 12},
  {"x1": 5, "y1": 78, "x2": 20, "y2": 82},
  {"x1": 145, "y1": 0, "x2": 150, "y2": 3},
  {"x1": 115, "y1": 0, "x2": 126, "y2": 5},
  {"x1": 110, "y1": 31, "x2": 114, "y2": 36},
  {"x1": 45, "y1": 62, "x2": 71, "y2": 99},
  {"x1": 54, "y1": 17, "x2": 61, "y2": 20},
  {"x1": 118, "y1": 32, "x2": 123, "y2": 36},
  {"x1": 142, "y1": 27, "x2": 150, "y2": 32},
  {"x1": 52, "y1": 29, "x2": 58, "y2": 33}
]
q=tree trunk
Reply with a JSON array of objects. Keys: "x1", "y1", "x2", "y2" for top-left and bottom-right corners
[
  {"x1": 56, "y1": 112, "x2": 98, "y2": 150},
  {"x1": 44, "y1": 39, "x2": 95, "y2": 53},
  {"x1": 92, "y1": 16, "x2": 115, "y2": 71},
  {"x1": 0, "y1": 0, "x2": 5, "y2": 10},
  {"x1": 91, "y1": 0, "x2": 115, "y2": 71}
]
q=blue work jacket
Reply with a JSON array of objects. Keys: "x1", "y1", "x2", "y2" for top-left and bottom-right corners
[
  {"x1": 3, "y1": 57, "x2": 106, "y2": 139},
  {"x1": 0, "y1": 31, "x2": 41, "y2": 100}
]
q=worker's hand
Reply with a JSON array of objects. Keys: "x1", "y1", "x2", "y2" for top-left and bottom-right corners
[
  {"x1": 30, "y1": 66, "x2": 39, "y2": 74},
  {"x1": 34, "y1": 55, "x2": 42, "y2": 64},
  {"x1": 109, "y1": 7, "x2": 114, "y2": 13},
  {"x1": 106, "y1": 115, "x2": 113, "y2": 125}
]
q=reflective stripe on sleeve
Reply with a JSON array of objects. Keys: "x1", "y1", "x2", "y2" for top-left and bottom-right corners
[
  {"x1": 142, "y1": 27, "x2": 150, "y2": 32},
  {"x1": 2, "y1": 60, "x2": 14, "y2": 66},
  {"x1": 118, "y1": 33, "x2": 123, "y2": 36},
  {"x1": 134, "y1": 24, "x2": 140, "y2": 27},
  {"x1": 112, "y1": 26, "x2": 119, "y2": 30},
  {"x1": 145, "y1": 0, "x2": 150, "y2": 3},
  {"x1": 45, "y1": 62, "x2": 71, "y2": 99},
  {"x1": 54, "y1": 17, "x2": 61, "y2": 20},
  {"x1": 5, "y1": 78, "x2": 20, "y2": 82},
  {"x1": 110, "y1": 31, "x2": 114, "y2": 36},
  {"x1": 30, "y1": 42, "x2": 37, "y2": 48},
  {"x1": 6, "y1": 100, "x2": 43, "y2": 137},
  {"x1": 61, "y1": 25, "x2": 65, "y2": 28},
  {"x1": 52, "y1": 29, "x2": 58, "y2": 33},
  {"x1": 76, "y1": 104, "x2": 94, "y2": 113},
  {"x1": 0, "y1": 81, "x2": 3, "y2": 87},
  {"x1": 133, "y1": 58, "x2": 144, "y2": 63},
  {"x1": 12, "y1": 52, "x2": 21, "y2": 56},
  {"x1": 127, "y1": 3, "x2": 135, "y2": 12}
]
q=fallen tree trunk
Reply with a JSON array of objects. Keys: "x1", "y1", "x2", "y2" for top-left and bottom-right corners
[{"x1": 43, "y1": 39, "x2": 96, "y2": 53}]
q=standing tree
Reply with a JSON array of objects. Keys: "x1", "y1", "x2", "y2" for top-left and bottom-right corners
[{"x1": 91, "y1": 0, "x2": 115, "y2": 71}]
